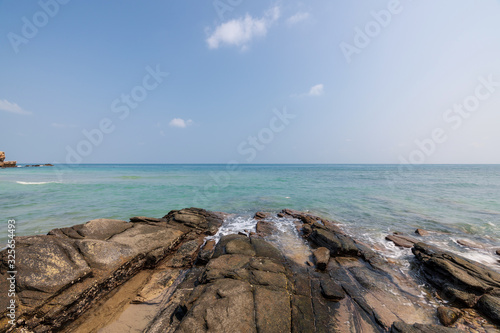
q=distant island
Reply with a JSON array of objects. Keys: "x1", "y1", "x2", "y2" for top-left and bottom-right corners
[
  {"x1": 0, "y1": 151, "x2": 53, "y2": 168},
  {"x1": 0, "y1": 151, "x2": 16, "y2": 168}
]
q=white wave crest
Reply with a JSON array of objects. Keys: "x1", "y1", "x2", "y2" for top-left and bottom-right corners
[{"x1": 16, "y1": 181, "x2": 60, "y2": 185}]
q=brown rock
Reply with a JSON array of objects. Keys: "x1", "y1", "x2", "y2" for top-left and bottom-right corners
[
  {"x1": 166, "y1": 238, "x2": 204, "y2": 268},
  {"x1": 254, "y1": 286, "x2": 291, "y2": 332},
  {"x1": 197, "y1": 239, "x2": 216, "y2": 264},
  {"x1": 291, "y1": 295, "x2": 315, "y2": 333},
  {"x1": 225, "y1": 238, "x2": 256, "y2": 256},
  {"x1": 415, "y1": 229, "x2": 429, "y2": 236},
  {"x1": 0, "y1": 208, "x2": 224, "y2": 332},
  {"x1": 477, "y1": 294, "x2": 500, "y2": 324},
  {"x1": 0, "y1": 151, "x2": 4, "y2": 162},
  {"x1": 309, "y1": 228, "x2": 359, "y2": 256},
  {"x1": 496, "y1": 249, "x2": 500, "y2": 256},
  {"x1": 2, "y1": 161, "x2": 16, "y2": 167},
  {"x1": 312, "y1": 247, "x2": 330, "y2": 270},
  {"x1": 129, "y1": 216, "x2": 163, "y2": 223},
  {"x1": 254, "y1": 211, "x2": 270, "y2": 220},
  {"x1": 163, "y1": 208, "x2": 224, "y2": 235},
  {"x1": 176, "y1": 279, "x2": 257, "y2": 333},
  {"x1": 456, "y1": 239, "x2": 484, "y2": 249},
  {"x1": 437, "y1": 306, "x2": 462, "y2": 326},
  {"x1": 256, "y1": 220, "x2": 277, "y2": 236},
  {"x1": 412, "y1": 242, "x2": 500, "y2": 324},
  {"x1": 385, "y1": 234, "x2": 417, "y2": 248},
  {"x1": 320, "y1": 279, "x2": 345, "y2": 301},
  {"x1": 391, "y1": 321, "x2": 461, "y2": 332}
]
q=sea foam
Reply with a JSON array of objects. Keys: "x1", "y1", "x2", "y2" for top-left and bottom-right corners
[{"x1": 16, "y1": 181, "x2": 60, "y2": 185}]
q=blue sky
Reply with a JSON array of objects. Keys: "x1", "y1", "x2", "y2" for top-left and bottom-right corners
[{"x1": 1, "y1": 0, "x2": 500, "y2": 164}]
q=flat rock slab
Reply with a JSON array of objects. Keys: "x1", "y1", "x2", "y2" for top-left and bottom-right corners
[
  {"x1": 456, "y1": 239, "x2": 485, "y2": 249},
  {"x1": 255, "y1": 287, "x2": 291, "y2": 333},
  {"x1": 320, "y1": 279, "x2": 345, "y2": 301},
  {"x1": 391, "y1": 321, "x2": 463, "y2": 332},
  {"x1": 0, "y1": 208, "x2": 224, "y2": 332},
  {"x1": 14, "y1": 236, "x2": 91, "y2": 295},
  {"x1": 386, "y1": 234, "x2": 417, "y2": 248}
]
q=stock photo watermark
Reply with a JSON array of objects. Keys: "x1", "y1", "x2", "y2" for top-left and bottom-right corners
[
  {"x1": 192, "y1": 107, "x2": 296, "y2": 207},
  {"x1": 51, "y1": 64, "x2": 168, "y2": 180},
  {"x1": 386, "y1": 74, "x2": 499, "y2": 187},
  {"x1": 339, "y1": 0, "x2": 408, "y2": 64},
  {"x1": 7, "y1": 0, "x2": 70, "y2": 54},
  {"x1": 5, "y1": 220, "x2": 17, "y2": 326},
  {"x1": 213, "y1": 0, "x2": 244, "y2": 20}
]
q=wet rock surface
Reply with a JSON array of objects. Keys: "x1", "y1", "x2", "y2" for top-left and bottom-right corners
[
  {"x1": 386, "y1": 233, "x2": 419, "y2": 248},
  {"x1": 412, "y1": 242, "x2": 500, "y2": 326},
  {"x1": 1, "y1": 208, "x2": 499, "y2": 332},
  {"x1": 437, "y1": 306, "x2": 462, "y2": 326},
  {"x1": 415, "y1": 228, "x2": 429, "y2": 236}
]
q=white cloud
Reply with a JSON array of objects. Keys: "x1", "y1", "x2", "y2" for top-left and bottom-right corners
[
  {"x1": 169, "y1": 118, "x2": 193, "y2": 128},
  {"x1": 286, "y1": 12, "x2": 310, "y2": 26},
  {"x1": 291, "y1": 84, "x2": 325, "y2": 98},
  {"x1": 0, "y1": 99, "x2": 31, "y2": 115},
  {"x1": 206, "y1": 6, "x2": 280, "y2": 50},
  {"x1": 308, "y1": 84, "x2": 324, "y2": 96}
]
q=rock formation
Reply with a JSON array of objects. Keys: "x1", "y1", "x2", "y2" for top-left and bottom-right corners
[
  {"x1": 1, "y1": 208, "x2": 499, "y2": 332},
  {"x1": 412, "y1": 242, "x2": 500, "y2": 324},
  {"x1": 0, "y1": 151, "x2": 16, "y2": 168}
]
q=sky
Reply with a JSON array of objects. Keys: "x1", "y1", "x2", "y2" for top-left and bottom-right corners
[{"x1": 1, "y1": 0, "x2": 500, "y2": 164}]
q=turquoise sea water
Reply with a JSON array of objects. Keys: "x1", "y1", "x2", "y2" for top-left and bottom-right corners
[{"x1": 1, "y1": 164, "x2": 499, "y2": 262}]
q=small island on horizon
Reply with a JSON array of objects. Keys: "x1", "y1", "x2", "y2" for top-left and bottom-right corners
[{"x1": 0, "y1": 151, "x2": 53, "y2": 168}]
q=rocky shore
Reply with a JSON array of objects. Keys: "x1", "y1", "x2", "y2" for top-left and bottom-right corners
[
  {"x1": 1, "y1": 208, "x2": 499, "y2": 332},
  {"x1": 0, "y1": 151, "x2": 54, "y2": 168},
  {"x1": 0, "y1": 152, "x2": 16, "y2": 168}
]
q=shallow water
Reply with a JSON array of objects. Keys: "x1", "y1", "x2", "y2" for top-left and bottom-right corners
[{"x1": 1, "y1": 164, "x2": 499, "y2": 263}]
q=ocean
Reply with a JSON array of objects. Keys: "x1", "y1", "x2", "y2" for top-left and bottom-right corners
[{"x1": 1, "y1": 164, "x2": 499, "y2": 264}]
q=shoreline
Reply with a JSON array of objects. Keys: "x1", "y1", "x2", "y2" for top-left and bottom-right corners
[{"x1": 1, "y1": 208, "x2": 499, "y2": 332}]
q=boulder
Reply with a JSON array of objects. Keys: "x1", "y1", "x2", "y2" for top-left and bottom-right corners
[
  {"x1": 197, "y1": 239, "x2": 217, "y2": 265},
  {"x1": 225, "y1": 238, "x2": 256, "y2": 256},
  {"x1": 309, "y1": 228, "x2": 359, "y2": 256},
  {"x1": 437, "y1": 306, "x2": 462, "y2": 326},
  {"x1": 301, "y1": 224, "x2": 312, "y2": 236},
  {"x1": 0, "y1": 151, "x2": 4, "y2": 162},
  {"x1": 253, "y1": 211, "x2": 271, "y2": 220},
  {"x1": 164, "y1": 208, "x2": 224, "y2": 235},
  {"x1": 320, "y1": 279, "x2": 345, "y2": 301},
  {"x1": 415, "y1": 229, "x2": 429, "y2": 236},
  {"x1": 386, "y1": 233, "x2": 418, "y2": 248},
  {"x1": 477, "y1": 294, "x2": 500, "y2": 323},
  {"x1": 256, "y1": 220, "x2": 277, "y2": 236},
  {"x1": 496, "y1": 249, "x2": 500, "y2": 256},
  {"x1": 312, "y1": 247, "x2": 330, "y2": 270},
  {"x1": 456, "y1": 239, "x2": 484, "y2": 249}
]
